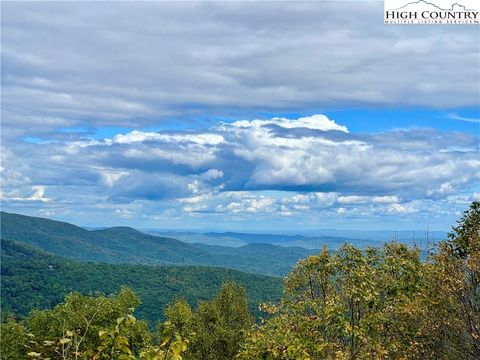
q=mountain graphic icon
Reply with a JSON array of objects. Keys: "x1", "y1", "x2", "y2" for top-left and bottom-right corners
[{"x1": 393, "y1": 1, "x2": 475, "y2": 11}]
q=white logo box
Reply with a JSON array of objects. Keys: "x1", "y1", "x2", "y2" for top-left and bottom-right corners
[{"x1": 384, "y1": 0, "x2": 479, "y2": 24}]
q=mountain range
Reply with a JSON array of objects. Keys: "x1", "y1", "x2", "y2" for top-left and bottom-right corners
[
  {"x1": 0, "y1": 212, "x2": 317, "y2": 276},
  {"x1": 147, "y1": 229, "x2": 448, "y2": 249}
]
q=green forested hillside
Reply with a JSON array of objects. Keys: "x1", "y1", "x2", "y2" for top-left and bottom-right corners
[
  {"x1": 1, "y1": 239, "x2": 283, "y2": 325},
  {"x1": 0, "y1": 212, "x2": 213, "y2": 264},
  {"x1": 0, "y1": 211, "x2": 315, "y2": 275},
  {"x1": 192, "y1": 242, "x2": 317, "y2": 275}
]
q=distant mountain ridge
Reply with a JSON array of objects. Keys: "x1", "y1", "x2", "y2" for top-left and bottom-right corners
[
  {"x1": 147, "y1": 229, "x2": 448, "y2": 250},
  {"x1": 0, "y1": 211, "x2": 317, "y2": 276},
  {"x1": 204, "y1": 232, "x2": 309, "y2": 243}
]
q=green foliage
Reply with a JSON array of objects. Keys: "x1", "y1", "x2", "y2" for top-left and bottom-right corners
[
  {"x1": 448, "y1": 201, "x2": 480, "y2": 258},
  {"x1": 141, "y1": 321, "x2": 189, "y2": 360},
  {"x1": 1, "y1": 284, "x2": 250, "y2": 360},
  {"x1": 239, "y1": 242, "x2": 423, "y2": 359},
  {"x1": 1, "y1": 239, "x2": 283, "y2": 325},
  {"x1": 0, "y1": 316, "x2": 27, "y2": 359},
  {"x1": 239, "y1": 202, "x2": 480, "y2": 360},
  {"x1": 0, "y1": 292, "x2": 191, "y2": 360},
  {"x1": 4, "y1": 289, "x2": 151, "y2": 360},
  {"x1": 165, "y1": 282, "x2": 253, "y2": 360},
  {"x1": 411, "y1": 201, "x2": 480, "y2": 358}
]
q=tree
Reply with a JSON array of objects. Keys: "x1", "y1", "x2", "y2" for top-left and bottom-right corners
[
  {"x1": 413, "y1": 201, "x2": 480, "y2": 358},
  {"x1": 239, "y1": 202, "x2": 480, "y2": 360},
  {"x1": 239, "y1": 243, "x2": 425, "y2": 359},
  {"x1": 24, "y1": 287, "x2": 151, "y2": 359},
  {"x1": 0, "y1": 288, "x2": 176, "y2": 360},
  {"x1": 165, "y1": 282, "x2": 253, "y2": 360}
]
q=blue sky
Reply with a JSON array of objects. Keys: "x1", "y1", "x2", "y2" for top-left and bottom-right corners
[{"x1": 1, "y1": 1, "x2": 479, "y2": 232}]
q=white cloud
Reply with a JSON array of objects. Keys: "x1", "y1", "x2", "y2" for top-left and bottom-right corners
[
  {"x1": 1, "y1": 185, "x2": 50, "y2": 203},
  {"x1": 112, "y1": 131, "x2": 225, "y2": 146},
  {"x1": 230, "y1": 114, "x2": 348, "y2": 132},
  {"x1": 219, "y1": 196, "x2": 275, "y2": 214},
  {"x1": 337, "y1": 195, "x2": 399, "y2": 205},
  {"x1": 388, "y1": 203, "x2": 417, "y2": 214},
  {"x1": 115, "y1": 208, "x2": 133, "y2": 218},
  {"x1": 99, "y1": 170, "x2": 129, "y2": 187},
  {"x1": 447, "y1": 113, "x2": 480, "y2": 123},
  {"x1": 199, "y1": 169, "x2": 224, "y2": 181}
]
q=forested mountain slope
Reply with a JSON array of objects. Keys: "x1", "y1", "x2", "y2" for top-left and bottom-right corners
[
  {"x1": 0, "y1": 211, "x2": 316, "y2": 275},
  {"x1": 1, "y1": 239, "x2": 283, "y2": 325}
]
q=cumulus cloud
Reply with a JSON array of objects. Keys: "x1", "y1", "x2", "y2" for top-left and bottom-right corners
[
  {"x1": 388, "y1": 203, "x2": 417, "y2": 214},
  {"x1": 2, "y1": 115, "x2": 478, "y2": 219},
  {"x1": 230, "y1": 114, "x2": 348, "y2": 132}
]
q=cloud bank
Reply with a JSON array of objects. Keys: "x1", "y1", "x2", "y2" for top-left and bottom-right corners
[
  {"x1": 2, "y1": 114, "x2": 478, "y2": 228},
  {"x1": 2, "y1": 1, "x2": 479, "y2": 140}
]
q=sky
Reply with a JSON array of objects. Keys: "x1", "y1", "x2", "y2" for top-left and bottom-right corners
[{"x1": 1, "y1": 1, "x2": 479, "y2": 232}]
